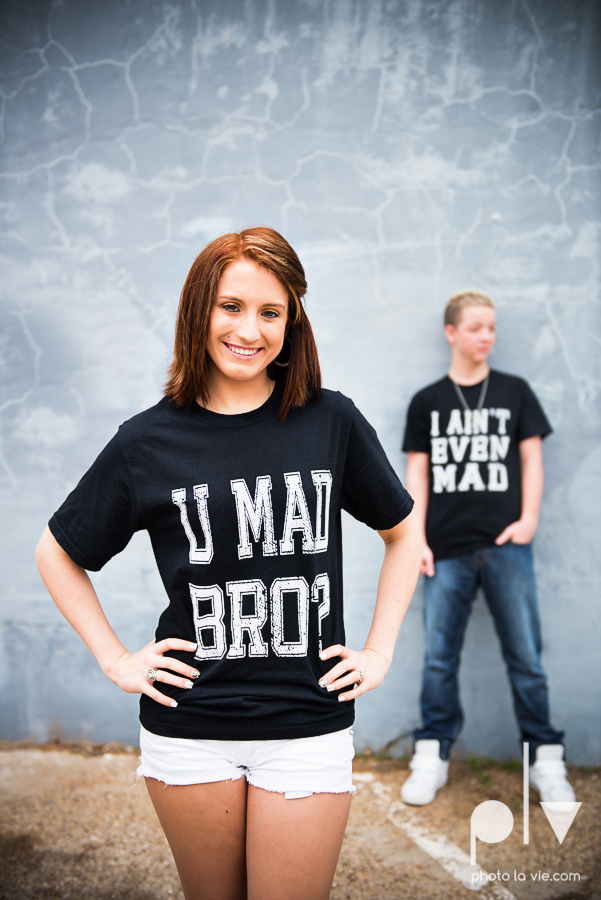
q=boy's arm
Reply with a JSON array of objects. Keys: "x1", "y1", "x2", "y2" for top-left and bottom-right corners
[
  {"x1": 406, "y1": 451, "x2": 435, "y2": 576},
  {"x1": 495, "y1": 435, "x2": 544, "y2": 545}
]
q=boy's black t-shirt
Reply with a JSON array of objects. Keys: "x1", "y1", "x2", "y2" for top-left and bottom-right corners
[
  {"x1": 402, "y1": 369, "x2": 552, "y2": 561},
  {"x1": 49, "y1": 387, "x2": 413, "y2": 741}
]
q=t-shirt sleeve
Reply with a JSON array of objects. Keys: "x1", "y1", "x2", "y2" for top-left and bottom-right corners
[
  {"x1": 340, "y1": 405, "x2": 414, "y2": 530},
  {"x1": 516, "y1": 381, "x2": 553, "y2": 442},
  {"x1": 48, "y1": 433, "x2": 142, "y2": 571},
  {"x1": 401, "y1": 392, "x2": 431, "y2": 453}
]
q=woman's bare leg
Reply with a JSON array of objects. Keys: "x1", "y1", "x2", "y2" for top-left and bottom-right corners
[
  {"x1": 145, "y1": 777, "x2": 248, "y2": 900},
  {"x1": 245, "y1": 787, "x2": 351, "y2": 900}
]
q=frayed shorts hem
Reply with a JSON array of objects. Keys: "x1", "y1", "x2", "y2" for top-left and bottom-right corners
[
  {"x1": 138, "y1": 769, "x2": 355, "y2": 799},
  {"x1": 137, "y1": 725, "x2": 355, "y2": 799}
]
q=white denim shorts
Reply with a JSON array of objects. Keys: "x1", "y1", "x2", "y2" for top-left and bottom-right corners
[{"x1": 137, "y1": 725, "x2": 355, "y2": 799}]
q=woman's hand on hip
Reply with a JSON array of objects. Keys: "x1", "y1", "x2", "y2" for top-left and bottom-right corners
[
  {"x1": 103, "y1": 638, "x2": 199, "y2": 708},
  {"x1": 318, "y1": 644, "x2": 391, "y2": 702}
]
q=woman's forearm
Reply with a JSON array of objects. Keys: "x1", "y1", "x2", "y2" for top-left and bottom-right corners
[
  {"x1": 319, "y1": 510, "x2": 422, "y2": 699},
  {"x1": 363, "y1": 510, "x2": 422, "y2": 664},
  {"x1": 36, "y1": 527, "x2": 200, "y2": 706},
  {"x1": 35, "y1": 526, "x2": 128, "y2": 677}
]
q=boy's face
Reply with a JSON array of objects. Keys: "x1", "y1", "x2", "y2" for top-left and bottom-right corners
[{"x1": 445, "y1": 304, "x2": 496, "y2": 363}]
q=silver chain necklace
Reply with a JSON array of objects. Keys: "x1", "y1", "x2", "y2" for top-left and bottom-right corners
[{"x1": 449, "y1": 374, "x2": 489, "y2": 411}]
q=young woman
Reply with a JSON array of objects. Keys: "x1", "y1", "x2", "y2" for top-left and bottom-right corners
[{"x1": 36, "y1": 227, "x2": 422, "y2": 900}]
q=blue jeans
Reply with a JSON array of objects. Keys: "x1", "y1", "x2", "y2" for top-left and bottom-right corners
[{"x1": 415, "y1": 543, "x2": 563, "y2": 762}]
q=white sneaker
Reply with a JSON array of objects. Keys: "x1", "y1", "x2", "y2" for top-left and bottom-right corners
[
  {"x1": 401, "y1": 739, "x2": 449, "y2": 806},
  {"x1": 529, "y1": 745, "x2": 576, "y2": 803}
]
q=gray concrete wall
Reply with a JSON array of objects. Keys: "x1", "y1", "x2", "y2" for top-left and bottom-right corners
[{"x1": 1, "y1": 0, "x2": 599, "y2": 762}]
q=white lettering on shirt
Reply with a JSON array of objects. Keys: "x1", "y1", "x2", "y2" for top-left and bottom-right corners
[
  {"x1": 470, "y1": 435, "x2": 488, "y2": 462},
  {"x1": 449, "y1": 436, "x2": 470, "y2": 462},
  {"x1": 487, "y1": 462, "x2": 509, "y2": 491},
  {"x1": 190, "y1": 583, "x2": 227, "y2": 660},
  {"x1": 172, "y1": 485, "x2": 214, "y2": 564},
  {"x1": 271, "y1": 576, "x2": 310, "y2": 657},
  {"x1": 231, "y1": 477, "x2": 277, "y2": 560},
  {"x1": 226, "y1": 579, "x2": 269, "y2": 658},
  {"x1": 176, "y1": 470, "x2": 334, "y2": 562},
  {"x1": 432, "y1": 464, "x2": 457, "y2": 493},
  {"x1": 311, "y1": 573, "x2": 331, "y2": 653},
  {"x1": 457, "y1": 462, "x2": 486, "y2": 492},
  {"x1": 489, "y1": 435, "x2": 510, "y2": 461},
  {"x1": 431, "y1": 437, "x2": 448, "y2": 464},
  {"x1": 428, "y1": 406, "x2": 514, "y2": 493},
  {"x1": 280, "y1": 473, "x2": 315, "y2": 555},
  {"x1": 471, "y1": 409, "x2": 489, "y2": 435},
  {"x1": 495, "y1": 408, "x2": 511, "y2": 434},
  {"x1": 311, "y1": 471, "x2": 332, "y2": 553},
  {"x1": 446, "y1": 409, "x2": 464, "y2": 435},
  {"x1": 187, "y1": 572, "x2": 331, "y2": 660}
]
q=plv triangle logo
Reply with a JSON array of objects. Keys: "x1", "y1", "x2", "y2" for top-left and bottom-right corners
[{"x1": 540, "y1": 802, "x2": 582, "y2": 844}]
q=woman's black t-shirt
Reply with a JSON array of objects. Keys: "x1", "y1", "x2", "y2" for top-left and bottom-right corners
[
  {"x1": 49, "y1": 388, "x2": 413, "y2": 741},
  {"x1": 402, "y1": 369, "x2": 551, "y2": 561}
]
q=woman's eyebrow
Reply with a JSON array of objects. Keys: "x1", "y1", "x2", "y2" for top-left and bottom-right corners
[{"x1": 263, "y1": 300, "x2": 287, "y2": 309}]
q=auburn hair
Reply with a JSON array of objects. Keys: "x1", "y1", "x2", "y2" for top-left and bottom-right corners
[{"x1": 165, "y1": 227, "x2": 321, "y2": 420}]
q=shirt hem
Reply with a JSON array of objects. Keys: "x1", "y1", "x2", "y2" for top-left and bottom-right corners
[
  {"x1": 431, "y1": 538, "x2": 501, "y2": 561},
  {"x1": 139, "y1": 711, "x2": 355, "y2": 742}
]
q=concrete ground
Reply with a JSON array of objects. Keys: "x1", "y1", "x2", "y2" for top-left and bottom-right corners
[{"x1": 0, "y1": 743, "x2": 599, "y2": 900}]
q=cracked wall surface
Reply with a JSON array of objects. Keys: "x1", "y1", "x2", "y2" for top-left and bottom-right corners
[{"x1": 1, "y1": 0, "x2": 599, "y2": 761}]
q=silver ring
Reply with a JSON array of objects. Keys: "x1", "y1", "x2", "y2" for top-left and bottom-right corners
[
  {"x1": 146, "y1": 668, "x2": 158, "y2": 684},
  {"x1": 356, "y1": 670, "x2": 364, "y2": 685}
]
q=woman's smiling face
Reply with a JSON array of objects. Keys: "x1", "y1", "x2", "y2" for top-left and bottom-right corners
[{"x1": 206, "y1": 257, "x2": 289, "y2": 384}]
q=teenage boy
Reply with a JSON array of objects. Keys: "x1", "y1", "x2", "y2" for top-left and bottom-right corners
[{"x1": 400, "y1": 290, "x2": 575, "y2": 807}]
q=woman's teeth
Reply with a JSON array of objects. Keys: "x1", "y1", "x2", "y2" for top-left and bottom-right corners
[{"x1": 226, "y1": 343, "x2": 260, "y2": 357}]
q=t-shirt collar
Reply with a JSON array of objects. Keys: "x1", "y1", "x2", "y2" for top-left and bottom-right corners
[{"x1": 186, "y1": 381, "x2": 283, "y2": 428}]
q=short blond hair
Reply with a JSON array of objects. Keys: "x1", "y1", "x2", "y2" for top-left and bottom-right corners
[{"x1": 444, "y1": 290, "x2": 495, "y2": 327}]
